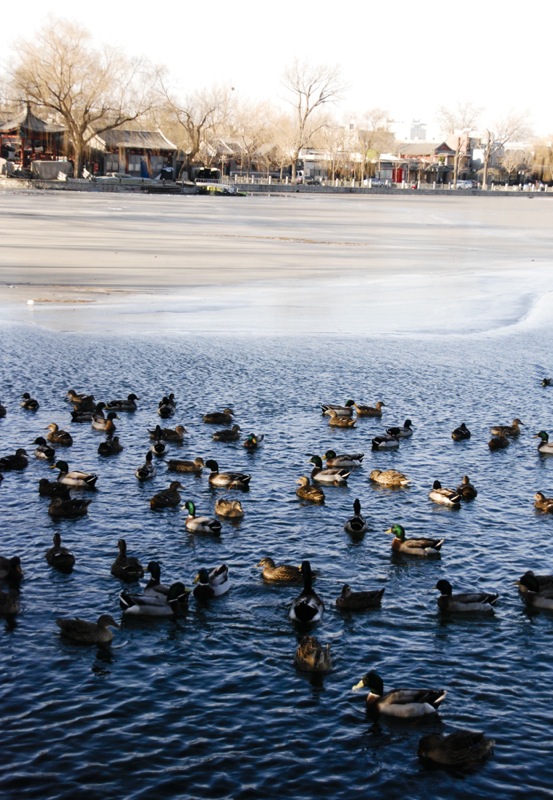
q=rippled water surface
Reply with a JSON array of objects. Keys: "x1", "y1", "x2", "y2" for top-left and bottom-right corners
[{"x1": 1, "y1": 321, "x2": 553, "y2": 799}]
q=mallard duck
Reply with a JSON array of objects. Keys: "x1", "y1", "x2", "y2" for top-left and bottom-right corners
[
  {"x1": 70, "y1": 402, "x2": 99, "y2": 423},
  {"x1": 327, "y1": 409, "x2": 356, "y2": 428},
  {"x1": 517, "y1": 570, "x2": 553, "y2": 594},
  {"x1": 143, "y1": 560, "x2": 171, "y2": 598},
  {"x1": 428, "y1": 480, "x2": 461, "y2": 508},
  {"x1": 90, "y1": 403, "x2": 106, "y2": 428},
  {"x1": 336, "y1": 584, "x2": 385, "y2": 611},
  {"x1": 344, "y1": 498, "x2": 368, "y2": 535},
  {"x1": 534, "y1": 431, "x2": 553, "y2": 455},
  {"x1": 386, "y1": 419, "x2": 414, "y2": 438},
  {"x1": 167, "y1": 456, "x2": 205, "y2": 474},
  {"x1": 53, "y1": 460, "x2": 98, "y2": 490},
  {"x1": 296, "y1": 476, "x2": 325, "y2": 504},
  {"x1": 148, "y1": 424, "x2": 187, "y2": 443},
  {"x1": 418, "y1": 730, "x2": 494, "y2": 767},
  {"x1": 451, "y1": 422, "x2": 471, "y2": 441},
  {"x1": 456, "y1": 475, "x2": 478, "y2": 500},
  {"x1": 92, "y1": 411, "x2": 118, "y2": 434},
  {"x1": 203, "y1": 408, "x2": 234, "y2": 425},
  {"x1": 149, "y1": 481, "x2": 183, "y2": 510},
  {"x1": 324, "y1": 450, "x2": 364, "y2": 468},
  {"x1": 205, "y1": 459, "x2": 251, "y2": 489},
  {"x1": 111, "y1": 539, "x2": 144, "y2": 582},
  {"x1": 157, "y1": 397, "x2": 175, "y2": 418},
  {"x1": 242, "y1": 433, "x2": 264, "y2": 450},
  {"x1": 369, "y1": 469, "x2": 410, "y2": 487},
  {"x1": 66, "y1": 389, "x2": 95, "y2": 409},
  {"x1": 294, "y1": 635, "x2": 332, "y2": 673},
  {"x1": 541, "y1": 378, "x2": 552, "y2": 387},
  {"x1": 106, "y1": 393, "x2": 139, "y2": 412},
  {"x1": 386, "y1": 523, "x2": 444, "y2": 556},
  {"x1": 48, "y1": 496, "x2": 91, "y2": 519},
  {"x1": 0, "y1": 555, "x2": 23, "y2": 587},
  {"x1": 45, "y1": 532, "x2": 75, "y2": 572},
  {"x1": 193, "y1": 564, "x2": 230, "y2": 599},
  {"x1": 215, "y1": 497, "x2": 244, "y2": 519},
  {"x1": 98, "y1": 436, "x2": 123, "y2": 456},
  {"x1": 490, "y1": 418, "x2": 523, "y2": 437},
  {"x1": 33, "y1": 437, "x2": 56, "y2": 461},
  {"x1": 309, "y1": 455, "x2": 349, "y2": 485},
  {"x1": 290, "y1": 561, "x2": 324, "y2": 623},
  {"x1": 135, "y1": 451, "x2": 156, "y2": 481},
  {"x1": 0, "y1": 588, "x2": 20, "y2": 616},
  {"x1": 488, "y1": 434, "x2": 510, "y2": 450},
  {"x1": 120, "y1": 582, "x2": 189, "y2": 616},
  {"x1": 352, "y1": 670, "x2": 446, "y2": 718},
  {"x1": 435, "y1": 579, "x2": 498, "y2": 613},
  {"x1": 46, "y1": 423, "x2": 73, "y2": 447},
  {"x1": 371, "y1": 433, "x2": 400, "y2": 450},
  {"x1": 212, "y1": 424, "x2": 241, "y2": 442},
  {"x1": 0, "y1": 448, "x2": 29, "y2": 471},
  {"x1": 517, "y1": 572, "x2": 553, "y2": 610},
  {"x1": 150, "y1": 440, "x2": 166, "y2": 457},
  {"x1": 353, "y1": 400, "x2": 385, "y2": 417},
  {"x1": 182, "y1": 500, "x2": 222, "y2": 534},
  {"x1": 56, "y1": 614, "x2": 119, "y2": 644},
  {"x1": 21, "y1": 392, "x2": 39, "y2": 410},
  {"x1": 534, "y1": 491, "x2": 553, "y2": 513},
  {"x1": 321, "y1": 399, "x2": 355, "y2": 417},
  {"x1": 258, "y1": 557, "x2": 302, "y2": 584},
  {"x1": 38, "y1": 478, "x2": 71, "y2": 498}
]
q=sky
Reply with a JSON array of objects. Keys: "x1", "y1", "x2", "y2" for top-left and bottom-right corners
[{"x1": 1, "y1": 0, "x2": 551, "y2": 140}]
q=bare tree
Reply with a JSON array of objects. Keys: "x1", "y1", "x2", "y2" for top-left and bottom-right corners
[
  {"x1": 480, "y1": 113, "x2": 532, "y2": 188},
  {"x1": 438, "y1": 101, "x2": 481, "y2": 185},
  {"x1": 282, "y1": 60, "x2": 345, "y2": 181},
  {"x1": 353, "y1": 108, "x2": 394, "y2": 181},
  {"x1": 500, "y1": 148, "x2": 533, "y2": 184},
  {"x1": 229, "y1": 100, "x2": 275, "y2": 175},
  {"x1": 10, "y1": 17, "x2": 156, "y2": 177}
]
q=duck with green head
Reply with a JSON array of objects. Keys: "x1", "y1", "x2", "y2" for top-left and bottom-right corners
[
  {"x1": 534, "y1": 431, "x2": 553, "y2": 455},
  {"x1": 435, "y1": 579, "x2": 498, "y2": 614},
  {"x1": 386, "y1": 523, "x2": 444, "y2": 556},
  {"x1": 352, "y1": 669, "x2": 446, "y2": 718},
  {"x1": 182, "y1": 500, "x2": 222, "y2": 534}
]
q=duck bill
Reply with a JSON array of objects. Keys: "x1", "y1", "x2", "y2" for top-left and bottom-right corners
[{"x1": 352, "y1": 679, "x2": 366, "y2": 691}]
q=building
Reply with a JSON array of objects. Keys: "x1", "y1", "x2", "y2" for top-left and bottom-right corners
[
  {"x1": 87, "y1": 129, "x2": 177, "y2": 177},
  {"x1": 0, "y1": 105, "x2": 66, "y2": 174}
]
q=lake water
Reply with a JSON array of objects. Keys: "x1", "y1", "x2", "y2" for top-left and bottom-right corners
[{"x1": 1, "y1": 193, "x2": 553, "y2": 800}]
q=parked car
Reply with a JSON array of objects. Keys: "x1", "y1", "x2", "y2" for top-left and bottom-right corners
[{"x1": 455, "y1": 179, "x2": 478, "y2": 189}]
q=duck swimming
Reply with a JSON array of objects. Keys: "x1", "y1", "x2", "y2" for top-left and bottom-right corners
[
  {"x1": 418, "y1": 730, "x2": 494, "y2": 768},
  {"x1": 353, "y1": 400, "x2": 385, "y2": 417},
  {"x1": 451, "y1": 422, "x2": 471, "y2": 441},
  {"x1": 106, "y1": 393, "x2": 139, "y2": 412},
  {"x1": 534, "y1": 431, "x2": 553, "y2": 455},
  {"x1": 352, "y1": 670, "x2": 446, "y2": 718},
  {"x1": 98, "y1": 436, "x2": 123, "y2": 456},
  {"x1": 47, "y1": 496, "x2": 91, "y2": 519},
  {"x1": 456, "y1": 475, "x2": 478, "y2": 500},
  {"x1": 149, "y1": 481, "x2": 183, "y2": 510},
  {"x1": 386, "y1": 419, "x2": 414, "y2": 438},
  {"x1": 214, "y1": 497, "x2": 244, "y2": 519},
  {"x1": 258, "y1": 557, "x2": 303, "y2": 584},
  {"x1": 294, "y1": 635, "x2": 332, "y2": 674},
  {"x1": 289, "y1": 561, "x2": 324, "y2": 623},
  {"x1": 435, "y1": 579, "x2": 498, "y2": 614},
  {"x1": 135, "y1": 451, "x2": 156, "y2": 481},
  {"x1": 203, "y1": 408, "x2": 234, "y2": 425},
  {"x1": 369, "y1": 469, "x2": 410, "y2": 487},
  {"x1": 205, "y1": 459, "x2": 251, "y2": 489},
  {"x1": 111, "y1": 539, "x2": 144, "y2": 582},
  {"x1": 0, "y1": 555, "x2": 23, "y2": 587},
  {"x1": 33, "y1": 437, "x2": 56, "y2": 461},
  {"x1": 92, "y1": 411, "x2": 118, "y2": 434},
  {"x1": 120, "y1": 582, "x2": 189, "y2": 617},
  {"x1": 323, "y1": 450, "x2": 363, "y2": 468},
  {"x1": 53, "y1": 460, "x2": 98, "y2": 490},
  {"x1": 309, "y1": 455, "x2": 349, "y2": 485},
  {"x1": 212, "y1": 424, "x2": 241, "y2": 442},
  {"x1": 428, "y1": 480, "x2": 461, "y2": 508},
  {"x1": 56, "y1": 614, "x2": 119, "y2": 644},
  {"x1": 21, "y1": 392, "x2": 39, "y2": 411},
  {"x1": 371, "y1": 434, "x2": 400, "y2": 450},
  {"x1": 321, "y1": 400, "x2": 355, "y2": 417},
  {"x1": 166, "y1": 456, "x2": 204, "y2": 474},
  {"x1": 336, "y1": 584, "x2": 384, "y2": 611},
  {"x1": 182, "y1": 500, "x2": 222, "y2": 534},
  {"x1": 243, "y1": 433, "x2": 264, "y2": 451},
  {"x1": 296, "y1": 476, "x2": 325, "y2": 504},
  {"x1": 157, "y1": 397, "x2": 176, "y2": 418},
  {"x1": 488, "y1": 434, "x2": 510, "y2": 450},
  {"x1": 327, "y1": 409, "x2": 356, "y2": 428},
  {"x1": 517, "y1": 572, "x2": 553, "y2": 610},
  {"x1": 46, "y1": 423, "x2": 73, "y2": 447},
  {"x1": 193, "y1": 564, "x2": 230, "y2": 599},
  {"x1": 386, "y1": 523, "x2": 444, "y2": 556},
  {"x1": 534, "y1": 492, "x2": 553, "y2": 513},
  {"x1": 344, "y1": 498, "x2": 368, "y2": 535},
  {"x1": 0, "y1": 448, "x2": 29, "y2": 471},
  {"x1": 490, "y1": 418, "x2": 523, "y2": 437},
  {"x1": 45, "y1": 532, "x2": 75, "y2": 573},
  {"x1": 148, "y1": 424, "x2": 187, "y2": 443}
]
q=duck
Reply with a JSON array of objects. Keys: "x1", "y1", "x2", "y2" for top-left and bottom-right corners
[
  {"x1": 166, "y1": 456, "x2": 205, "y2": 474},
  {"x1": 289, "y1": 561, "x2": 324, "y2": 623},
  {"x1": 157, "y1": 397, "x2": 176, "y2": 418},
  {"x1": 135, "y1": 451, "x2": 156, "y2": 481},
  {"x1": 92, "y1": 411, "x2": 118, "y2": 434},
  {"x1": 0, "y1": 448, "x2": 29, "y2": 471},
  {"x1": 149, "y1": 481, "x2": 183, "y2": 510},
  {"x1": 323, "y1": 450, "x2": 364, "y2": 468},
  {"x1": 150, "y1": 440, "x2": 166, "y2": 457},
  {"x1": 203, "y1": 408, "x2": 234, "y2": 425},
  {"x1": 48, "y1": 496, "x2": 91, "y2": 519},
  {"x1": 0, "y1": 401, "x2": 6, "y2": 418},
  {"x1": 488, "y1": 434, "x2": 510, "y2": 450},
  {"x1": 296, "y1": 476, "x2": 325, "y2": 504},
  {"x1": 70, "y1": 403, "x2": 99, "y2": 423},
  {"x1": 66, "y1": 390, "x2": 95, "y2": 410},
  {"x1": 435, "y1": 579, "x2": 498, "y2": 613},
  {"x1": 327, "y1": 409, "x2": 356, "y2": 427},
  {"x1": 353, "y1": 400, "x2": 385, "y2": 417},
  {"x1": 386, "y1": 523, "x2": 444, "y2": 556},
  {"x1": 98, "y1": 436, "x2": 123, "y2": 456},
  {"x1": 182, "y1": 500, "x2": 222, "y2": 534},
  {"x1": 45, "y1": 532, "x2": 75, "y2": 573},
  {"x1": 56, "y1": 614, "x2": 119, "y2": 644},
  {"x1": 517, "y1": 572, "x2": 553, "y2": 610},
  {"x1": 490, "y1": 417, "x2": 523, "y2": 437},
  {"x1": 212, "y1": 424, "x2": 242, "y2": 442},
  {"x1": 53, "y1": 460, "x2": 98, "y2": 490},
  {"x1": 428, "y1": 480, "x2": 461, "y2": 508},
  {"x1": 418, "y1": 730, "x2": 494, "y2": 768},
  {"x1": 321, "y1": 399, "x2": 355, "y2": 417},
  {"x1": 372, "y1": 433, "x2": 400, "y2": 450},
  {"x1": 90, "y1": 403, "x2": 107, "y2": 428},
  {"x1": 517, "y1": 570, "x2": 553, "y2": 594},
  {"x1": 120, "y1": 582, "x2": 189, "y2": 617},
  {"x1": 214, "y1": 497, "x2": 244, "y2": 519},
  {"x1": 456, "y1": 474, "x2": 478, "y2": 500},
  {"x1": 352, "y1": 670, "x2": 446, "y2": 718},
  {"x1": 46, "y1": 423, "x2": 73, "y2": 447},
  {"x1": 369, "y1": 469, "x2": 410, "y2": 487},
  {"x1": 33, "y1": 437, "x2": 56, "y2": 461},
  {"x1": 143, "y1": 560, "x2": 171, "y2": 598},
  {"x1": 106, "y1": 393, "x2": 139, "y2": 412},
  {"x1": 541, "y1": 378, "x2": 552, "y2": 387},
  {"x1": 336, "y1": 584, "x2": 385, "y2": 611},
  {"x1": 344, "y1": 498, "x2": 368, "y2": 535},
  {"x1": 534, "y1": 430, "x2": 553, "y2": 455},
  {"x1": 534, "y1": 491, "x2": 553, "y2": 513},
  {"x1": 242, "y1": 433, "x2": 264, "y2": 451},
  {"x1": 294, "y1": 635, "x2": 332, "y2": 674},
  {"x1": 451, "y1": 422, "x2": 471, "y2": 441},
  {"x1": 309, "y1": 455, "x2": 349, "y2": 485},
  {"x1": 0, "y1": 555, "x2": 23, "y2": 587},
  {"x1": 205, "y1": 459, "x2": 251, "y2": 489},
  {"x1": 111, "y1": 539, "x2": 144, "y2": 582},
  {"x1": 148, "y1": 424, "x2": 187, "y2": 443},
  {"x1": 258, "y1": 557, "x2": 303, "y2": 584},
  {"x1": 21, "y1": 392, "x2": 39, "y2": 410},
  {"x1": 38, "y1": 478, "x2": 71, "y2": 498},
  {"x1": 386, "y1": 419, "x2": 414, "y2": 438},
  {"x1": 193, "y1": 564, "x2": 230, "y2": 599},
  {"x1": 0, "y1": 588, "x2": 20, "y2": 616}
]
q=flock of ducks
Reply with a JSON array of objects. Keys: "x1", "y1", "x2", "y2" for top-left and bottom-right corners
[{"x1": 3, "y1": 385, "x2": 553, "y2": 770}]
